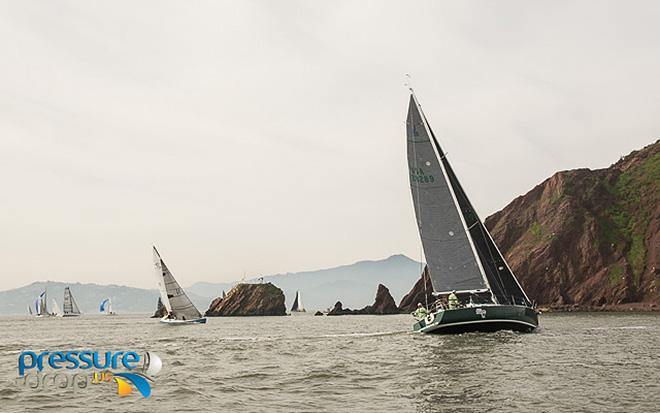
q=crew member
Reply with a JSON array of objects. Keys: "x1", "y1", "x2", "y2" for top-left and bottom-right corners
[
  {"x1": 413, "y1": 303, "x2": 428, "y2": 319},
  {"x1": 448, "y1": 290, "x2": 459, "y2": 309}
]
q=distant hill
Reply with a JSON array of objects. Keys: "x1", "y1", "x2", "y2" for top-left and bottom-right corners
[
  {"x1": 0, "y1": 281, "x2": 213, "y2": 315},
  {"x1": 0, "y1": 255, "x2": 423, "y2": 315},
  {"x1": 486, "y1": 140, "x2": 659, "y2": 307},
  {"x1": 187, "y1": 254, "x2": 424, "y2": 312}
]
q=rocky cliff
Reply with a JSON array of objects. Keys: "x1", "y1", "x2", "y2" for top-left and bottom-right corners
[
  {"x1": 151, "y1": 297, "x2": 166, "y2": 318},
  {"x1": 400, "y1": 141, "x2": 659, "y2": 309},
  {"x1": 398, "y1": 266, "x2": 434, "y2": 313},
  {"x1": 328, "y1": 284, "x2": 399, "y2": 315},
  {"x1": 485, "y1": 141, "x2": 658, "y2": 308},
  {"x1": 205, "y1": 283, "x2": 286, "y2": 316}
]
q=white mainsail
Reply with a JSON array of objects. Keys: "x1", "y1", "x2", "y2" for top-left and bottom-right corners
[
  {"x1": 63, "y1": 287, "x2": 81, "y2": 316},
  {"x1": 291, "y1": 290, "x2": 305, "y2": 312},
  {"x1": 153, "y1": 246, "x2": 202, "y2": 320},
  {"x1": 51, "y1": 299, "x2": 61, "y2": 316},
  {"x1": 36, "y1": 291, "x2": 48, "y2": 316}
]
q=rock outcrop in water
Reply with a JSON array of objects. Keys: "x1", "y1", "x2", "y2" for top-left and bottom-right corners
[
  {"x1": 398, "y1": 266, "x2": 434, "y2": 313},
  {"x1": 205, "y1": 282, "x2": 286, "y2": 316},
  {"x1": 151, "y1": 297, "x2": 167, "y2": 318},
  {"x1": 401, "y1": 141, "x2": 659, "y2": 310},
  {"x1": 327, "y1": 284, "x2": 399, "y2": 315}
]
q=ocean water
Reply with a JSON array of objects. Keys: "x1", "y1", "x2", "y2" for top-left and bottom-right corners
[{"x1": 0, "y1": 313, "x2": 658, "y2": 412}]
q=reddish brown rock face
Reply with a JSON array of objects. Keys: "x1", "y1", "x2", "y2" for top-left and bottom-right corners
[
  {"x1": 400, "y1": 141, "x2": 659, "y2": 309},
  {"x1": 398, "y1": 266, "x2": 434, "y2": 313},
  {"x1": 205, "y1": 283, "x2": 286, "y2": 316},
  {"x1": 151, "y1": 297, "x2": 167, "y2": 318},
  {"x1": 486, "y1": 141, "x2": 659, "y2": 307},
  {"x1": 328, "y1": 284, "x2": 400, "y2": 315}
]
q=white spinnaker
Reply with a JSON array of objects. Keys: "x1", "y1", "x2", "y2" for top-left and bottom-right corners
[{"x1": 152, "y1": 247, "x2": 202, "y2": 320}]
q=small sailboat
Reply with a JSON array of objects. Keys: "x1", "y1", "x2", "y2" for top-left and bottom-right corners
[
  {"x1": 51, "y1": 299, "x2": 62, "y2": 317},
  {"x1": 405, "y1": 91, "x2": 539, "y2": 334},
  {"x1": 62, "y1": 286, "x2": 82, "y2": 317},
  {"x1": 153, "y1": 246, "x2": 207, "y2": 325},
  {"x1": 35, "y1": 291, "x2": 50, "y2": 317},
  {"x1": 99, "y1": 298, "x2": 116, "y2": 315},
  {"x1": 290, "y1": 290, "x2": 306, "y2": 313},
  {"x1": 27, "y1": 304, "x2": 33, "y2": 316}
]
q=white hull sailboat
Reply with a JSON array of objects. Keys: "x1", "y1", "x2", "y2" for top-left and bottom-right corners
[
  {"x1": 153, "y1": 246, "x2": 207, "y2": 325},
  {"x1": 51, "y1": 299, "x2": 62, "y2": 317},
  {"x1": 62, "y1": 286, "x2": 82, "y2": 317},
  {"x1": 290, "y1": 290, "x2": 306, "y2": 314},
  {"x1": 34, "y1": 291, "x2": 52, "y2": 317},
  {"x1": 99, "y1": 298, "x2": 116, "y2": 316}
]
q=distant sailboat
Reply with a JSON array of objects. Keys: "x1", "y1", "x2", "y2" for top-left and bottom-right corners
[
  {"x1": 27, "y1": 304, "x2": 33, "y2": 316},
  {"x1": 35, "y1": 291, "x2": 50, "y2": 317},
  {"x1": 51, "y1": 299, "x2": 62, "y2": 317},
  {"x1": 290, "y1": 290, "x2": 306, "y2": 313},
  {"x1": 153, "y1": 246, "x2": 207, "y2": 324},
  {"x1": 99, "y1": 298, "x2": 116, "y2": 315},
  {"x1": 405, "y1": 91, "x2": 539, "y2": 334},
  {"x1": 62, "y1": 287, "x2": 82, "y2": 317}
]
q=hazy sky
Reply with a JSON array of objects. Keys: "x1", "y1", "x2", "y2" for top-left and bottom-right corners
[{"x1": 1, "y1": 1, "x2": 658, "y2": 290}]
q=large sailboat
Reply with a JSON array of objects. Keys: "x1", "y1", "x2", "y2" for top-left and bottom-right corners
[
  {"x1": 290, "y1": 290, "x2": 306, "y2": 313},
  {"x1": 62, "y1": 287, "x2": 82, "y2": 317},
  {"x1": 406, "y1": 92, "x2": 539, "y2": 334},
  {"x1": 152, "y1": 246, "x2": 207, "y2": 325}
]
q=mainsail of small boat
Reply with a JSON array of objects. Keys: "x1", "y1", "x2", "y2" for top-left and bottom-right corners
[
  {"x1": 51, "y1": 299, "x2": 62, "y2": 317},
  {"x1": 35, "y1": 291, "x2": 49, "y2": 317},
  {"x1": 152, "y1": 246, "x2": 206, "y2": 324},
  {"x1": 291, "y1": 290, "x2": 306, "y2": 312},
  {"x1": 99, "y1": 298, "x2": 116, "y2": 315},
  {"x1": 62, "y1": 287, "x2": 82, "y2": 317},
  {"x1": 406, "y1": 91, "x2": 538, "y2": 334}
]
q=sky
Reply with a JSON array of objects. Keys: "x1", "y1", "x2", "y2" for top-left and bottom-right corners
[{"x1": 0, "y1": 1, "x2": 658, "y2": 290}]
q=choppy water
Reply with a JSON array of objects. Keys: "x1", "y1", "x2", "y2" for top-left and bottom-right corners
[{"x1": 0, "y1": 313, "x2": 658, "y2": 412}]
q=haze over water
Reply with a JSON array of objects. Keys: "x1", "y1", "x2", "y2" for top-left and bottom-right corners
[{"x1": 1, "y1": 313, "x2": 658, "y2": 412}]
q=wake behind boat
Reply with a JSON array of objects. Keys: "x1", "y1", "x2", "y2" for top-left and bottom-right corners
[
  {"x1": 153, "y1": 246, "x2": 207, "y2": 325},
  {"x1": 406, "y1": 91, "x2": 539, "y2": 334}
]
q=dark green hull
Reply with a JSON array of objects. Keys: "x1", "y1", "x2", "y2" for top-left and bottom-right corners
[{"x1": 413, "y1": 305, "x2": 539, "y2": 334}]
